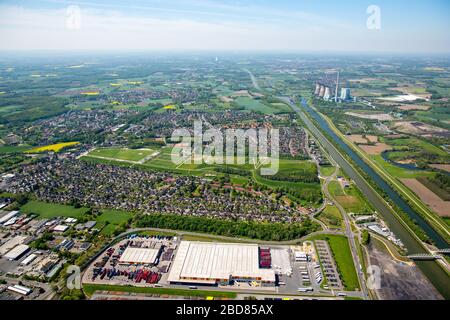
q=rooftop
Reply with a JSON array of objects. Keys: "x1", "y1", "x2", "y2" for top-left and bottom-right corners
[
  {"x1": 168, "y1": 241, "x2": 275, "y2": 284},
  {"x1": 119, "y1": 247, "x2": 160, "y2": 265}
]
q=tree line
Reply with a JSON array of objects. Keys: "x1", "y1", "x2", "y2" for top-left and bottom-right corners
[{"x1": 134, "y1": 213, "x2": 320, "y2": 241}]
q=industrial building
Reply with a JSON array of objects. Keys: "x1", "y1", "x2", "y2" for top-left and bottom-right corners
[
  {"x1": 340, "y1": 88, "x2": 351, "y2": 101},
  {"x1": 53, "y1": 225, "x2": 69, "y2": 233},
  {"x1": 168, "y1": 241, "x2": 276, "y2": 287},
  {"x1": 0, "y1": 235, "x2": 27, "y2": 255},
  {"x1": 0, "y1": 211, "x2": 19, "y2": 225},
  {"x1": 20, "y1": 253, "x2": 37, "y2": 266},
  {"x1": 7, "y1": 285, "x2": 32, "y2": 296},
  {"x1": 118, "y1": 247, "x2": 161, "y2": 265},
  {"x1": 4, "y1": 244, "x2": 30, "y2": 260}
]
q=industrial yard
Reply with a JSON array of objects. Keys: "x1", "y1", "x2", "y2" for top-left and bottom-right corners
[{"x1": 81, "y1": 234, "x2": 353, "y2": 299}]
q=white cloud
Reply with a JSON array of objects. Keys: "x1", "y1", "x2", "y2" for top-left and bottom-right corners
[{"x1": 0, "y1": 5, "x2": 448, "y2": 52}]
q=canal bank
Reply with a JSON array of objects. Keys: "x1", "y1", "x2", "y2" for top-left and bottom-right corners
[{"x1": 282, "y1": 96, "x2": 450, "y2": 299}]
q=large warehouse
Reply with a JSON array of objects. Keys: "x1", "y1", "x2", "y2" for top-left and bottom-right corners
[
  {"x1": 168, "y1": 241, "x2": 276, "y2": 286},
  {"x1": 119, "y1": 247, "x2": 160, "y2": 265}
]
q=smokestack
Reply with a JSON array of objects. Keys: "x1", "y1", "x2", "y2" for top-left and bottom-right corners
[{"x1": 335, "y1": 71, "x2": 340, "y2": 102}]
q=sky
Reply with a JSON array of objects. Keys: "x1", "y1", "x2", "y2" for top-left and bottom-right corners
[{"x1": 0, "y1": 0, "x2": 449, "y2": 53}]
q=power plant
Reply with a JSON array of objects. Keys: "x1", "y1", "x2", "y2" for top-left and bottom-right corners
[{"x1": 313, "y1": 71, "x2": 352, "y2": 102}]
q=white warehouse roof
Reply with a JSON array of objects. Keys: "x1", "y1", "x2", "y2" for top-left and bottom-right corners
[
  {"x1": 53, "y1": 225, "x2": 69, "y2": 232},
  {"x1": 20, "y1": 253, "x2": 37, "y2": 266},
  {"x1": 0, "y1": 210, "x2": 19, "y2": 224},
  {"x1": 168, "y1": 241, "x2": 275, "y2": 284},
  {"x1": 4, "y1": 244, "x2": 30, "y2": 260},
  {"x1": 0, "y1": 235, "x2": 27, "y2": 255},
  {"x1": 119, "y1": 247, "x2": 159, "y2": 265}
]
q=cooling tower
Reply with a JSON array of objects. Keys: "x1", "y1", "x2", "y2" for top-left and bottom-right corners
[
  {"x1": 319, "y1": 85, "x2": 325, "y2": 97},
  {"x1": 323, "y1": 87, "x2": 331, "y2": 100},
  {"x1": 315, "y1": 83, "x2": 321, "y2": 95}
]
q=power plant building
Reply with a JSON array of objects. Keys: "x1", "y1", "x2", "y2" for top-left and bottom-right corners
[{"x1": 340, "y1": 88, "x2": 351, "y2": 101}]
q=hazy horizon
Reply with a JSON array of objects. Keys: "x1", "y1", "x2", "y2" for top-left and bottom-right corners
[{"x1": 0, "y1": 0, "x2": 449, "y2": 53}]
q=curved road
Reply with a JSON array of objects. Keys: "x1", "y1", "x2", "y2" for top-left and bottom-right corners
[{"x1": 321, "y1": 165, "x2": 368, "y2": 299}]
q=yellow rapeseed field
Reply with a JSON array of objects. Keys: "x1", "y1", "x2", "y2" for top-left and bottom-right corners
[
  {"x1": 81, "y1": 91, "x2": 100, "y2": 96},
  {"x1": 26, "y1": 142, "x2": 79, "y2": 153}
]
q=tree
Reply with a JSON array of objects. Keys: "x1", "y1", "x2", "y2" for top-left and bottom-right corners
[
  {"x1": 361, "y1": 230, "x2": 370, "y2": 245},
  {"x1": 16, "y1": 193, "x2": 29, "y2": 206}
]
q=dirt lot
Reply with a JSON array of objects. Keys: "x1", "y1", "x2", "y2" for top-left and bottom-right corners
[
  {"x1": 392, "y1": 121, "x2": 448, "y2": 136},
  {"x1": 348, "y1": 77, "x2": 378, "y2": 83},
  {"x1": 347, "y1": 135, "x2": 378, "y2": 144},
  {"x1": 347, "y1": 134, "x2": 368, "y2": 144},
  {"x1": 359, "y1": 143, "x2": 392, "y2": 155},
  {"x1": 367, "y1": 238, "x2": 443, "y2": 300},
  {"x1": 345, "y1": 112, "x2": 394, "y2": 121},
  {"x1": 401, "y1": 178, "x2": 450, "y2": 217},
  {"x1": 430, "y1": 164, "x2": 450, "y2": 173},
  {"x1": 396, "y1": 104, "x2": 431, "y2": 111},
  {"x1": 388, "y1": 86, "x2": 432, "y2": 100}
]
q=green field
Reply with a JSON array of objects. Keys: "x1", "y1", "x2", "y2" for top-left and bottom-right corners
[
  {"x1": 97, "y1": 209, "x2": 133, "y2": 235},
  {"x1": 20, "y1": 200, "x2": 89, "y2": 219},
  {"x1": 381, "y1": 136, "x2": 450, "y2": 167},
  {"x1": 309, "y1": 234, "x2": 360, "y2": 291},
  {"x1": 235, "y1": 97, "x2": 274, "y2": 114},
  {"x1": 269, "y1": 102, "x2": 292, "y2": 113},
  {"x1": 99, "y1": 224, "x2": 116, "y2": 235},
  {"x1": 97, "y1": 210, "x2": 133, "y2": 225},
  {"x1": 317, "y1": 205, "x2": 343, "y2": 230},
  {"x1": 0, "y1": 145, "x2": 31, "y2": 153},
  {"x1": 87, "y1": 147, "x2": 156, "y2": 162},
  {"x1": 82, "y1": 284, "x2": 236, "y2": 299},
  {"x1": 327, "y1": 179, "x2": 372, "y2": 214},
  {"x1": 319, "y1": 165, "x2": 336, "y2": 177},
  {"x1": 234, "y1": 97, "x2": 292, "y2": 114},
  {"x1": 371, "y1": 154, "x2": 434, "y2": 179},
  {"x1": 20, "y1": 201, "x2": 134, "y2": 235},
  {"x1": 328, "y1": 180, "x2": 344, "y2": 196},
  {"x1": 97, "y1": 209, "x2": 132, "y2": 225}
]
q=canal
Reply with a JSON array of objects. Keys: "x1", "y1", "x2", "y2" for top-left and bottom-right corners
[{"x1": 287, "y1": 97, "x2": 450, "y2": 299}]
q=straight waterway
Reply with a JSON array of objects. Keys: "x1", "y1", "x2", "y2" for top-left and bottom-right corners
[{"x1": 286, "y1": 97, "x2": 450, "y2": 299}]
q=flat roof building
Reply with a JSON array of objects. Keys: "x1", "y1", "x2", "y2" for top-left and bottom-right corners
[
  {"x1": 168, "y1": 241, "x2": 276, "y2": 286},
  {"x1": 7, "y1": 285, "x2": 32, "y2": 296},
  {"x1": 4, "y1": 244, "x2": 30, "y2": 260},
  {"x1": 0, "y1": 235, "x2": 27, "y2": 255},
  {"x1": 53, "y1": 225, "x2": 69, "y2": 232},
  {"x1": 0, "y1": 211, "x2": 19, "y2": 225},
  {"x1": 20, "y1": 253, "x2": 37, "y2": 266},
  {"x1": 119, "y1": 247, "x2": 160, "y2": 265}
]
